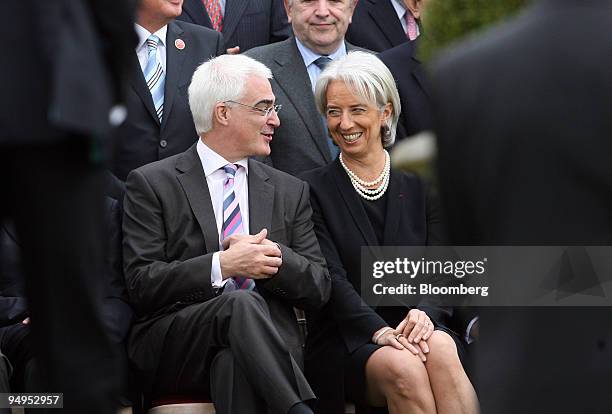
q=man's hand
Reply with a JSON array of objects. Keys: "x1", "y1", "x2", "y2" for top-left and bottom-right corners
[
  {"x1": 226, "y1": 46, "x2": 240, "y2": 55},
  {"x1": 220, "y1": 229, "x2": 282, "y2": 279}
]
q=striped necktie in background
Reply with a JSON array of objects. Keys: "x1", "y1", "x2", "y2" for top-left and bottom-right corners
[
  {"x1": 406, "y1": 12, "x2": 418, "y2": 41},
  {"x1": 221, "y1": 164, "x2": 256, "y2": 292},
  {"x1": 144, "y1": 34, "x2": 165, "y2": 122},
  {"x1": 204, "y1": 0, "x2": 224, "y2": 31}
]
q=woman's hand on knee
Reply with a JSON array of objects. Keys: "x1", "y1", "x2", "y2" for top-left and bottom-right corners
[{"x1": 372, "y1": 326, "x2": 427, "y2": 362}]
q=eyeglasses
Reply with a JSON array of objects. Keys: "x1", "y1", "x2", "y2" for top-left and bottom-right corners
[{"x1": 224, "y1": 100, "x2": 282, "y2": 117}]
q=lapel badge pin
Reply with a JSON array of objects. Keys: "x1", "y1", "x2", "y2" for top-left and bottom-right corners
[{"x1": 175, "y1": 38, "x2": 185, "y2": 50}]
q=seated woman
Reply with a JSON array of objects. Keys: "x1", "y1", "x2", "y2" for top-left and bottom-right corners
[{"x1": 302, "y1": 52, "x2": 478, "y2": 414}]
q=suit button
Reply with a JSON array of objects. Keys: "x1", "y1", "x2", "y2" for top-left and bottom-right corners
[{"x1": 160, "y1": 139, "x2": 168, "y2": 148}]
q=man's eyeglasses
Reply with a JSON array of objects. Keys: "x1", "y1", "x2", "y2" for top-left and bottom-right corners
[{"x1": 224, "y1": 100, "x2": 282, "y2": 117}]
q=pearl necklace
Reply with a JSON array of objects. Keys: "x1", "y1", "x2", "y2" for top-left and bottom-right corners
[{"x1": 339, "y1": 150, "x2": 391, "y2": 201}]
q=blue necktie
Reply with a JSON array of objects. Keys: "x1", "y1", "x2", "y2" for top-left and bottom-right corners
[
  {"x1": 144, "y1": 35, "x2": 165, "y2": 122},
  {"x1": 314, "y1": 57, "x2": 339, "y2": 160}
]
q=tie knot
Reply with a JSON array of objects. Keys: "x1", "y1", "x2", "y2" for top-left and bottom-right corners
[
  {"x1": 223, "y1": 164, "x2": 238, "y2": 178},
  {"x1": 146, "y1": 35, "x2": 161, "y2": 52},
  {"x1": 314, "y1": 56, "x2": 332, "y2": 71}
]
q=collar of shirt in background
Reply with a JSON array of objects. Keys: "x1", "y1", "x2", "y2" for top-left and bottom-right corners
[
  {"x1": 135, "y1": 24, "x2": 168, "y2": 72},
  {"x1": 196, "y1": 139, "x2": 250, "y2": 243},
  {"x1": 390, "y1": 0, "x2": 420, "y2": 39},
  {"x1": 295, "y1": 38, "x2": 347, "y2": 93}
]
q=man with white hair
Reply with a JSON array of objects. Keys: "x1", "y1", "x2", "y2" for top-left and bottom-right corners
[{"x1": 122, "y1": 54, "x2": 330, "y2": 414}]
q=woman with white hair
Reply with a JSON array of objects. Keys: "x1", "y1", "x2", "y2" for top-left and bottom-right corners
[{"x1": 302, "y1": 52, "x2": 478, "y2": 414}]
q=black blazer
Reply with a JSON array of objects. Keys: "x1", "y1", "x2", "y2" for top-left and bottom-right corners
[
  {"x1": 301, "y1": 160, "x2": 450, "y2": 412},
  {"x1": 345, "y1": 0, "x2": 409, "y2": 52},
  {"x1": 178, "y1": 0, "x2": 290, "y2": 52},
  {"x1": 301, "y1": 160, "x2": 447, "y2": 353},
  {"x1": 378, "y1": 42, "x2": 433, "y2": 140},
  {"x1": 2, "y1": 1, "x2": 136, "y2": 143},
  {"x1": 433, "y1": 0, "x2": 612, "y2": 411},
  {"x1": 0, "y1": 199, "x2": 132, "y2": 342},
  {"x1": 112, "y1": 20, "x2": 224, "y2": 181}
]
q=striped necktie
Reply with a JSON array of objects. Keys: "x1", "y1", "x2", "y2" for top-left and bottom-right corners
[
  {"x1": 144, "y1": 35, "x2": 165, "y2": 122},
  {"x1": 406, "y1": 12, "x2": 418, "y2": 41},
  {"x1": 221, "y1": 164, "x2": 256, "y2": 292},
  {"x1": 204, "y1": 0, "x2": 224, "y2": 31}
]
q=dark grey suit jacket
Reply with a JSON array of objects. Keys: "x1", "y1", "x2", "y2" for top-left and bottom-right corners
[
  {"x1": 378, "y1": 41, "x2": 433, "y2": 140},
  {"x1": 345, "y1": 0, "x2": 408, "y2": 52},
  {"x1": 178, "y1": 0, "x2": 290, "y2": 52},
  {"x1": 112, "y1": 20, "x2": 225, "y2": 181},
  {"x1": 433, "y1": 0, "x2": 612, "y2": 411},
  {"x1": 245, "y1": 38, "x2": 362, "y2": 177},
  {"x1": 123, "y1": 144, "x2": 331, "y2": 386}
]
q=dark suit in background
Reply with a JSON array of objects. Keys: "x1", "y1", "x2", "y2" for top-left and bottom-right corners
[
  {"x1": 379, "y1": 42, "x2": 433, "y2": 140},
  {"x1": 433, "y1": 0, "x2": 612, "y2": 411},
  {"x1": 178, "y1": 0, "x2": 290, "y2": 52},
  {"x1": 0, "y1": 199, "x2": 133, "y2": 402},
  {"x1": 245, "y1": 38, "x2": 361, "y2": 176},
  {"x1": 346, "y1": 0, "x2": 408, "y2": 52},
  {"x1": 123, "y1": 145, "x2": 330, "y2": 411},
  {"x1": 1, "y1": 2, "x2": 135, "y2": 412},
  {"x1": 112, "y1": 21, "x2": 224, "y2": 181}
]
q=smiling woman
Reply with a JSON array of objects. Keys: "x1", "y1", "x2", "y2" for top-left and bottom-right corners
[{"x1": 301, "y1": 51, "x2": 479, "y2": 414}]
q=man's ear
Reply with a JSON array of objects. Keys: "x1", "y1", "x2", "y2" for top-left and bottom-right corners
[
  {"x1": 284, "y1": 0, "x2": 292, "y2": 23},
  {"x1": 214, "y1": 102, "x2": 230, "y2": 126},
  {"x1": 404, "y1": 0, "x2": 422, "y2": 19}
]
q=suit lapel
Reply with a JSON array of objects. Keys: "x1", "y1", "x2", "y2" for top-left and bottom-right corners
[
  {"x1": 162, "y1": 22, "x2": 188, "y2": 132},
  {"x1": 382, "y1": 170, "x2": 403, "y2": 244},
  {"x1": 183, "y1": 0, "x2": 213, "y2": 27},
  {"x1": 273, "y1": 39, "x2": 331, "y2": 162},
  {"x1": 369, "y1": 0, "x2": 407, "y2": 47},
  {"x1": 176, "y1": 145, "x2": 220, "y2": 253},
  {"x1": 222, "y1": 0, "x2": 249, "y2": 46},
  {"x1": 247, "y1": 160, "x2": 274, "y2": 235},
  {"x1": 332, "y1": 160, "x2": 378, "y2": 246},
  {"x1": 408, "y1": 43, "x2": 431, "y2": 100},
  {"x1": 129, "y1": 53, "x2": 161, "y2": 126}
]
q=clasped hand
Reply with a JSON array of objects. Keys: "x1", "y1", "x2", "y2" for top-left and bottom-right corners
[
  {"x1": 219, "y1": 229, "x2": 282, "y2": 280},
  {"x1": 374, "y1": 309, "x2": 434, "y2": 362}
]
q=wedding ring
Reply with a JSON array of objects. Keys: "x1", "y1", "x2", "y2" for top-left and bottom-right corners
[{"x1": 396, "y1": 334, "x2": 405, "y2": 341}]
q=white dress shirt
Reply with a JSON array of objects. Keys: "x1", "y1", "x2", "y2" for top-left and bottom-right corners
[
  {"x1": 135, "y1": 24, "x2": 168, "y2": 72},
  {"x1": 196, "y1": 140, "x2": 250, "y2": 287}
]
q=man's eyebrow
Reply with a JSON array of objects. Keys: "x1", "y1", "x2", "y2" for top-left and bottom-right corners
[{"x1": 253, "y1": 99, "x2": 274, "y2": 107}]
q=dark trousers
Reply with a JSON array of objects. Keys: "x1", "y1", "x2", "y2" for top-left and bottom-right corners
[
  {"x1": 0, "y1": 138, "x2": 121, "y2": 413},
  {"x1": 151, "y1": 290, "x2": 315, "y2": 414}
]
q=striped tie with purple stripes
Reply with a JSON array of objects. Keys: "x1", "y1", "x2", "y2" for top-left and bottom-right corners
[{"x1": 221, "y1": 164, "x2": 256, "y2": 291}]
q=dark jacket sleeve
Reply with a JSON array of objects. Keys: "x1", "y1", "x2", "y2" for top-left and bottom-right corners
[
  {"x1": 307, "y1": 186, "x2": 387, "y2": 353},
  {"x1": 259, "y1": 180, "x2": 331, "y2": 312},
  {"x1": 122, "y1": 169, "x2": 216, "y2": 317}
]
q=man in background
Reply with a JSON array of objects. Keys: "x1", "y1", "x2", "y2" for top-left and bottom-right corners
[{"x1": 433, "y1": 0, "x2": 612, "y2": 411}]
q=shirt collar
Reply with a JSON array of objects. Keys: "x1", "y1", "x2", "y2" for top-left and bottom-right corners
[
  {"x1": 134, "y1": 24, "x2": 168, "y2": 51},
  {"x1": 295, "y1": 37, "x2": 347, "y2": 68},
  {"x1": 196, "y1": 139, "x2": 249, "y2": 178},
  {"x1": 390, "y1": 0, "x2": 407, "y2": 20}
]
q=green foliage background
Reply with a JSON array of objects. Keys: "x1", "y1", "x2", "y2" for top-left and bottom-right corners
[{"x1": 418, "y1": 0, "x2": 531, "y2": 62}]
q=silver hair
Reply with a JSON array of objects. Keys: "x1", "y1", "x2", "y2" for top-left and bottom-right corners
[
  {"x1": 314, "y1": 51, "x2": 401, "y2": 147},
  {"x1": 188, "y1": 54, "x2": 273, "y2": 134}
]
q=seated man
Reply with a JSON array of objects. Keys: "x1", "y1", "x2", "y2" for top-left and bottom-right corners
[{"x1": 123, "y1": 54, "x2": 331, "y2": 414}]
